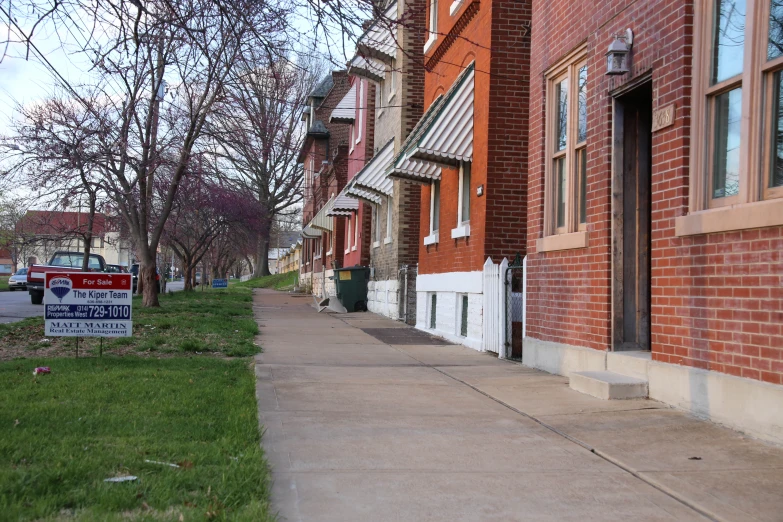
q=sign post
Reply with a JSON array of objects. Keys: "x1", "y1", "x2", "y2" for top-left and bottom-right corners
[{"x1": 45, "y1": 273, "x2": 133, "y2": 339}]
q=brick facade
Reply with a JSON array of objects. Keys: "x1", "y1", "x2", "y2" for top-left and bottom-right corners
[{"x1": 525, "y1": 0, "x2": 783, "y2": 386}]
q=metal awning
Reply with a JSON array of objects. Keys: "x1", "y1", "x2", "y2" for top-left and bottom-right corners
[
  {"x1": 330, "y1": 84, "x2": 357, "y2": 124},
  {"x1": 327, "y1": 193, "x2": 359, "y2": 217},
  {"x1": 415, "y1": 62, "x2": 474, "y2": 165},
  {"x1": 387, "y1": 93, "x2": 448, "y2": 183},
  {"x1": 306, "y1": 197, "x2": 335, "y2": 233},
  {"x1": 387, "y1": 157, "x2": 441, "y2": 184},
  {"x1": 345, "y1": 179, "x2": 383, "y2": 204},
  {"x1": 354, "y1": 140, "x2": 395, "y2": 196},
  {"x1": 302, "y1": 224, "x2": 321, "y2": 238},
  {"x1": 348, "y1": 53, "x2": 386, "y2": 83},
  {"x1": 356, "y1": 4, "x2": 397, "y2": 63}
]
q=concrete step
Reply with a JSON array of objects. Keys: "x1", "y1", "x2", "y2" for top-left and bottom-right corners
[{"x1": 569, "y1": 371, "x2": 648, "y2": 400}]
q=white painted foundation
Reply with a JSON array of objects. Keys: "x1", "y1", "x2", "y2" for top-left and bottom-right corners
[
  {"x1": 523, "y1": 337, "x2": 783, "y2": 445},
  {"x1": 367, "y1": 279, "x2": 399, "y2": 319},
  {"x1": 415, "y1": 271, "x2": 483, "y2": 351}
]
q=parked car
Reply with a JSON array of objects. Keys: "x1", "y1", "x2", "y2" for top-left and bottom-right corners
[
  {"x1": 105, "y1": 264, "x2": 129, "y2": 274},
  {"x1": 7, "y1": 267, "x2": 28, "y2": 291},
  {"x1": 129, "y1": 263, "x2": 161, "y2": 294},
  {"x1": 27, "y1": 251, "x2": 107, "y2": 304}
]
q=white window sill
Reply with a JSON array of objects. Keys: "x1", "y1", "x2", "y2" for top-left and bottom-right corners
[
  {"x1": 384, "y1": 236, "x2": 392, "y2": 245},
  {"x1": 675, "y1": 198, "x2": 783, "y2": 236},
  {"x1": 424, "y1": 232, "x2": 439, "y2": 246},
  {"x1": 372, "y1": 241, "x2": 381, "y2": 249},
  {"x1": 326, "y1": 250, "x2": 332, "y2": 257},
  {"x1": 424, "y1": 35, "x2": 438, "y2": 54},
  {"x1": 344, "y1": 248, "x2": 351, "y2": 255},
  {"x1": 351, "y1": 245, "x2": 357, "y2": 251},
  {"x1": 355, "y1": 137, "x2": 362, "y2": 145},
  {"x1": 451, "y1": 222, "x2": 470, "y2": 239},
  {"x1": 449, "y1": 0, "x2": 465, "y2": 16},
  {"x1": 377, "y1": 108, "x2": 385, "y2": 118},
  {"x1": 387, "y1": 92, "x2": 396, "y2": 104},
  {"x1": 313, "y1": 255, "x2": 322, "y2": 261}
]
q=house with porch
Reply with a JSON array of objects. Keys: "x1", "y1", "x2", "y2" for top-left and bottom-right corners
[{"x1": 524, "y1": 0, "x2": 783, "y2": 443}]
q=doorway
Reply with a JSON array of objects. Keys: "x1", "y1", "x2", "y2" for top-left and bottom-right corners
[{"x1": 612, "y1": 80, "x2": 652, "y2": 352}]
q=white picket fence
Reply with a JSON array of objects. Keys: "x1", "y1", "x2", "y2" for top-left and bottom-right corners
[{"x1": 482, "y1": 257, "x2": 508, "y2": 358}]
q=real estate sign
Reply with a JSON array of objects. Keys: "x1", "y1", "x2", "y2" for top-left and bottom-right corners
[
  {"x1": 45, "y1": 273, "x2": 133, "y2": 337},
  {"x1": 212, "y1": 278, "x2": 228, "y2": 288}
]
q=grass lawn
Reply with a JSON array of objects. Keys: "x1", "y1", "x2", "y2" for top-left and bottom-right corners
[
  {"x1": 0, "y1": 287, "x2": 259, "y2": 360},
  {"x1": 236, "y1": 272, "x2": 297, "y2": 291},
  {"x1": 0, "y1": 357, "x2": 273, "y2": 521},
  {"x1": 0, "y1": 275, "x2": 9, "y2": 292}
]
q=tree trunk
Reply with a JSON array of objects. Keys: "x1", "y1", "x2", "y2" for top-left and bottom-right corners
[
  {"x1": 139, "y1": 248, "x2": 159, "y2": 307},
  {"x1": 255, "y1": 221, "x2": 272, "y2": 277},
  {"x1": 183, "y1": 263, "x2": 193, "y2": 291},
  {"x1": 81, "y1": 195, "x2": 97, "y2": 271}
]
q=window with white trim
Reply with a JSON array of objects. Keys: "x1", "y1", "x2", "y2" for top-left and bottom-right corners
[
  {"x1": 356, "y1": 80, "x2": 364, "y2": 144},
  {"x1": 690, "y1": 0, "x2": 783, "y2": 212},
  {"x1": 353, "y1": 212, "x2": 359, "y2": 250},
  {"x1": 458, "y1": 162, "x2": 471, "y2": 224},
  {"x1": 374, "y1": 203, "x2": 382, "y2": 246},
  {"x1": 388, "y1": 61, "x2": 397, "y2": 101},
  {"x1": 345, "y1": 216, "x2": 352, "y2": 254},
  {"x1": 429, "y1": 0, "x2": 438, "y2": 40},
  {"x1": 431, "y1": 180, "x2": 440, "y2": 233},
  {"x1": 544, "y1": 48, "x2": 588, "y2": 237}
]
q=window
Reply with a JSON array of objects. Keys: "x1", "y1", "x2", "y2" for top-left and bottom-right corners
[
  {"x1": 683, "y1": 0, "x2": 783, "y2": 233},
  {"x1": 430, "y1": 293, "x2": 437, "y2": 329},
  {"x1": 385, "y1": 196, "x2": 393, "y2": 242},
  {"x1": 545, "y1": 48, "x2": 588, "y2": 238},
  {"x1": 345, "y1": 217, "x2": 352, "y2": 254},
  {"x1": 356, "y1": 80, "x2": 364, "y2": 144},
  {"x1": 431, "y1": 180, "x2": 440, "y2": 232},
  {"x1": 426, "y1": 0, "x2": 438, "y2": 51},
  {"x1": 372, "y1": 204, "x2": 381, "y2": 247},
  {"x1": 458, "y1": 162, "x2": 471, "y2": 224},
  {"x1": 460, "y1": 294, "x2": 468, "y2": 337},
  {"x1": 353, "y1": 212, "x2": 359, "y2": 250}
]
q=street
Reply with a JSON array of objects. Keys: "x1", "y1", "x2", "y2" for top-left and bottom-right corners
[{"x1": 0, "y1": 280, "x2": 185, "y2": 324}]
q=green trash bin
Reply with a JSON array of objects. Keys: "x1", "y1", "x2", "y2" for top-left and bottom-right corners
[{"x1": 333, "y1": 266, "x2": 370, "y2": 312}]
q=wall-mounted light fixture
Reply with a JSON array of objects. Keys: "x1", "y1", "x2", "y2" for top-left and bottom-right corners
[{"x1": 605, "y1": 29, "x2": 633, "y2": 75}]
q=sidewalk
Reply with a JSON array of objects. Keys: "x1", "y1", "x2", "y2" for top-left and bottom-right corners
[{"x1": 252, "y1": 289, "x2": 783, "y2": 522}]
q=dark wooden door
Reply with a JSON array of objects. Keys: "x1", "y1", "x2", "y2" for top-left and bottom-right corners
[{"x1": 612, "y1": 82, "x2": 652, "y2": 352}]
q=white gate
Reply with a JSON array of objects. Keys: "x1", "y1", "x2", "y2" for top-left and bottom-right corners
[{"x1": 482, "y1": 257, "x2": 508, "y2": 357}]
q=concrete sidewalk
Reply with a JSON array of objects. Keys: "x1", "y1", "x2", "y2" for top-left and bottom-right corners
[{"x1": 252, "y1": 289, "x2": 783, "y2": 522}]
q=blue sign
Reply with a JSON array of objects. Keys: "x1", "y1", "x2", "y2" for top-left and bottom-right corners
[{"x1": 212, "y1": 279, "x2": 228, "y2": 288}]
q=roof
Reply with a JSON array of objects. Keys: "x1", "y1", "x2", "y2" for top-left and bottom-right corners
[
  {"x1": 17, "y1": 211, "x2": 108, "y2": 237},
  {"x1": 310, "y1": 75, "x2": 334, "y2": 99},
  {"x1": 307, "y1": 120, "x2": 329, "y2": 136}
]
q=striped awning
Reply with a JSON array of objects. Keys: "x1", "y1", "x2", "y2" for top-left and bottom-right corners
[
  {"x1": 345, "y1": 179, "x2": 383, "y2": 204},
  {"x1": 387, "y1": 157, "x2": 441, "y2": 184},
  {"x1": 415, "y1": 63, "x2": 474, "y2": 165},
  {"x1": 307, "y1": 197, "x2": 335, "y2": 232},
  {"x1": 387, "y1": 92, "x2": 448, "y2": 183},
  {"x1": 356, "y1": 4, "x2": 397, "y2": 63},
  {"x1": 348, "y1": 53, "x2": 386, "y2": 83},
  {"x1": 354, "y1": 140, "x2": 395, "y2": 196},
  {"x1": 330, "y1": 84, "x2": 357, "y2": 124},
  {"x1": 327, "y1": 193, "x2": 359, "y2": 217},
  {"x1": 302, "y1": 224, "x2": 321, "y2": 238}
]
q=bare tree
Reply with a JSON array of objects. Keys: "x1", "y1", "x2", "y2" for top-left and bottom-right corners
[{"x1": 211, "y1": 56, "x2": 320, "y2": 277}]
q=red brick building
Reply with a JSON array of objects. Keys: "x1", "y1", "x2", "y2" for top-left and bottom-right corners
[
  {"x1": 298, "y1": 72, "x2": 353, "y2": 295},
  {"x1": 387, "y1": 0, "x2": 531, "y2": 347},
  {"x1": 328, "y1": 76, "x2": 373, "y2": 270},
  {"x1": 524, "y1": 0, "x2": 783, "y2": 442}
]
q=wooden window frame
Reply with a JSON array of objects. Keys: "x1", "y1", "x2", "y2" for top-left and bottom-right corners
[
  {"x1": 542, "y1": 44, "x2": 589, "y2": 247},
  {"x1": 681, "y1": 0, "x2": 783, "y2": 235}
]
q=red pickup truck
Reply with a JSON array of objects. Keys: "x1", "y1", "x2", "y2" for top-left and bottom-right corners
[{"x1": 27, "y1": 251, "x2": 107, "y2": 305}]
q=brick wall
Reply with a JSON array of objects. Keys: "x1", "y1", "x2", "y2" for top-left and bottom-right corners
[
  {"x1": 525, "y1": 0, "x2": 783, "y2": 385},
  {"x1": 418, "y1": 0, "x2": 531, "y2": 276}
]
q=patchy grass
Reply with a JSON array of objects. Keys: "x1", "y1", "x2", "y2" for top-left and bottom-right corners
[
  {"x1": 0, "y1": 275, "x2": 10, "y2": 292},
  {"x1": 236, "y1": 272, "x2": 298, "y2": 291},
  {"x1": 0, "y1": 287, "x2": 259, "y2": 360},
  {"x1": 0, "y1": 357, "x2": 273, "y2": 521}
]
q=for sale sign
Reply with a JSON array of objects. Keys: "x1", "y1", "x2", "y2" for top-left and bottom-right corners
[{"x1": 45, "y1": 273, "x2": 133, "y2": 337}]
